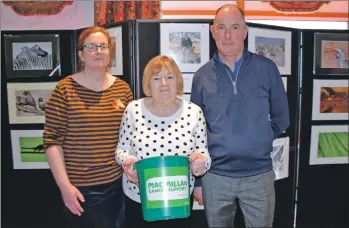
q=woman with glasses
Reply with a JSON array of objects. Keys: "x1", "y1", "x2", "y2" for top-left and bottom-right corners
[
  {"x1": 43, "y1": 26, "x2": 132, "y2": 228},
  {"x1": 115, "y1": 55, "x2": 211, "y2": 228}
]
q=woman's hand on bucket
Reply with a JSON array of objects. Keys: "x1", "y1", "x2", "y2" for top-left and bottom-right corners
[
  {"x1": 124, "y1": 157, "x2": 138, "y2": 184},
  {"x1": 189, "y1": 152, "x2": 206, "y2": 176}
]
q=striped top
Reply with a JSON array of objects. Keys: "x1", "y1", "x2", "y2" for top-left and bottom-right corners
[{"x1": 43, "y1": 75, "x2": 133, "y2": 187}]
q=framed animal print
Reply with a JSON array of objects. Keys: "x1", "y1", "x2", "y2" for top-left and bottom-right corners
[
  {"x1": 10, "y1": 129, "x2": 49, "y2": 169},
  {"x1": 312, "y1": 79, "x2": 348, "y2": 120},
  {"x1": 7, "y1": 82, "x2": 57, "y2": 124},
  {"x1": 248, "y1": 27, "x2": 292, "y2": 75},
  {"x1": 160, "y1": 23, "x2": 210, "y2": 73},
  {"x1": 4, "y1": 34, "x2": 61, "y2": 78},
  {"x1": 313, "y1": 32, "x2": 349, "y2": 75}
]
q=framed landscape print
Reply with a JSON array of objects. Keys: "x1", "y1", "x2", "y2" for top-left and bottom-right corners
[
  {"x1": 309, "y1": 125, "x2": 348, "y2": 165},
  {"x1": 248, "y1": 27, "x2": 292, "y2": 75},
  {"x1": 107, "y1": 26, "x2": 123, "y2": 76},
  {"x1": 7, "y1": 82, "x2": 57, "y2": 124},
  {"x1": 312, "y1": 79, "x2": 348, "y2": 120},
  {"x1": 10, "y1": 130, "x2": 49, "y2": 169},
  {"x1": 313, "y1": 32, "x2": 349, "y2": 75},
  {"x1": 160, "y1": 23, "x2": 210, "y2": 73},
  {"x1": 4, "y1": 34, "x2": 61, "y2": 78}
]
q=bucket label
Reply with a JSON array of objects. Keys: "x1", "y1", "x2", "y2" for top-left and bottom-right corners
[{"x1": 144, "y1": 167, "x2": 189, "y2": 209}]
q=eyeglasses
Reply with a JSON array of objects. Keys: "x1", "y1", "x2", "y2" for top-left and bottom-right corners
[{"x1": 83, "y1": 44, "x2": 109, "y2": 52}]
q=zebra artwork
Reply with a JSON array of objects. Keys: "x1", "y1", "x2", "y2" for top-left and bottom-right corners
[{"x1": 12, "y1": 42, "x2": 53, "y2": 71}]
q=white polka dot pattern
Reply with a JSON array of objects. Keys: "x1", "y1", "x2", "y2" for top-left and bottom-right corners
[{"x1": 115, "y1": 98, "x2": 211, "y2": 203}]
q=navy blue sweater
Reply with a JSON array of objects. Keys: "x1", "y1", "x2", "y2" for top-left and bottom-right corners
[{"x1": 191, "y1": 49, "x2": 289, "y2": 178}]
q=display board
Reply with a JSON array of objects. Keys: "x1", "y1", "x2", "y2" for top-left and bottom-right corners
[{"x1": 296, "y1": 29, "x2": 349, "y2": 228}]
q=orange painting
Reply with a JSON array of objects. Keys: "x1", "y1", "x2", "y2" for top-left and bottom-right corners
[
  {"x1": 320, "y1": 87, "x2": 348, "y2": 113},
  {"x1": 321, "y1": 41, "x2": 349, "y2": 69}
]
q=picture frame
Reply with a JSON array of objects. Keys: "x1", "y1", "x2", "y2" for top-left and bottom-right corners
[
  {"x1": 282, "y1": 76, "x2": 287, "y2": 92},
  {"x1": 313, "y1": 32, "x2": 349, "y2": 75},
  {"x1": 309, "y1": 125, "x2": 348, "y2": 165},
  {"x1": 271, "y1": 136, "x2": 290, "y2": 180},
  {"x1": 160, "y1": 23, "x2": 210, "y2": 73},
  {"x1": 7, "y1": 82, "x2": 57, "y2": 124},
  {"x1": 312, "y1": 79, "x2": 348, "y2": 120},
  {"x1": 178, "y1": 94, "x2": 191, "y2": 102},
  {"x1": 107, "y1": 26, "x2": 123, "y2": 76},
  {"x1": 248, "y1": 27, "x2": 292, "y2": 75},
  {"x1": 183, "y1": 73, "x2": 194, "y2": 93},
  {"x1": 10, "y1": 130, "x2": 49, "y2": 169},
  {"x1": 4, "y1": 34, "x2": 61, "y2": 78}
]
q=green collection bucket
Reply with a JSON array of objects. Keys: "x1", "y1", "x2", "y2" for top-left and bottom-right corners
[{"x1": 132, "y1": 155, "x2": 191, "y2": 222}]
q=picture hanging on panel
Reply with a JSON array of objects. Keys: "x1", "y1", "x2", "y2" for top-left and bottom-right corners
[
  {"x1": 271, "y1": 136, "x2": 290, "y2": 181},
  {"x1": 309, "y1": 125, "x2": 348, "y2": 165},
  {"x1": 313, "y1": 32, "x2": 348, "y2": 75},
  {"x1": 10, "y1": 130, "x2": 49, "y2": 169},
  {"x1": 182, "y1": 73, "x2": 194, "y2": 93},
  {"x1": 107, "y1": 26, "x2": 123, "y2": 76},
  {"x1": 7, "y1": 82, "x2": 57, "y2": 124},
  {"x1": 247, "y1": 27, "x2": 292, "y2": 75},
  {"x1": 4, "y1": 34, "x2": 61, "y2": 78},
  {"x1": 282, "y1": 76, "x2": 287, "y2": 92},
  {"x1": 178, "y1": 94, "x2": 191, "y2": 102},
  {"x1": 312, "y1": 79, "x2": 348, "y2": 120},
  {"x1": 160, "y1": 23, "x2": 210, "y2": 72}
]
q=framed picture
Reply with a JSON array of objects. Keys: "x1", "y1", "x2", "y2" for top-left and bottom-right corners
[
  {"x1": 282, "y1": 76, "x2": 287, "y2": 92},
  {"x1": 312, "y1": 79, "x2": 348, "y2": 120},
  {"x1": 4, "y1": 34, "x2": 61, "y2": 78},
  {"x1": 309, "y1": 125, "x2": 348, "y2": 165},
  {"x1": 160, "y1": 23, "x2": 210, "y2": 73},
  {"x1": 10, "y1": 130, "x2": 49, "y2": 169},
  {"x1": 107, "y1": 26, "x2": 123, "y2": 76},
  {"x1": 313, "y1": 33, "x2": 349, "y2": 75},
  {"x1": 183, "y1": 73, "x2": 194, "y2": 93},
  {"x1": 248, "y1": 27, "x2": 292, "y2": 75},
  {"x1": 271, "y1": 136, "x2": 290, "y2": 181},
  {"x1": 7, "y1": 82, "x2": 57, "y2": 124},
  {"x1": 178, "y1": 94, "x2": 191, "y2": 102}
]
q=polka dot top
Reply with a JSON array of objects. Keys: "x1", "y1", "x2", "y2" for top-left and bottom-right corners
[{"x1": 116, "y1": 98, "x2": 211, "y2": 203}]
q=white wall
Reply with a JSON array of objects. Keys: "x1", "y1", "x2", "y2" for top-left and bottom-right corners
[{"x1": 0, "y1": 1, "x2": 94, "y2": 31}]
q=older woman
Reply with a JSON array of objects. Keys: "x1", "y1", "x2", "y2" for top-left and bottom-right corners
[
  {"x1": 44, "y1": 26, "x2": 132, "y2": 228},
  {"x1": 115, "y1": 55, "x2": 211, "y2": 228}
]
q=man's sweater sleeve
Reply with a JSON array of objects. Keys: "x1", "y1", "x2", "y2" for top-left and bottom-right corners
[{"x1": 269, "y1": 64, "x2": 290, "y2": 138}]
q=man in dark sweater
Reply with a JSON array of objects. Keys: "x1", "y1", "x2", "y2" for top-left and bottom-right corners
[{"x1": 190, "y1": 4, "x2": 289, "y2": 228}]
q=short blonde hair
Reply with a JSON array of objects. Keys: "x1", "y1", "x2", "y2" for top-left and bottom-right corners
[{"x1": 142, "y1": 55, "x2": 184, "y2": 96}]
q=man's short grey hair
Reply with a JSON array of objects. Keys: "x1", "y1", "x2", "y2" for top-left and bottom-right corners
[{"x1": 214, "y1": 4, "x2": 246, "y2": 24}]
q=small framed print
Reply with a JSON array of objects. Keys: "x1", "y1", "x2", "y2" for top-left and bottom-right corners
[
  {"x1": 248, "y1": 27, "x2": 292, "y2": 75},
  {"x1": 160, "y1": 23, "x2": 210, "y2": 72},
  {"x1": 10, "y1": 130, "x2": 49, "y2": 169},
  {"x1": 309, "y1": 125, "x2": 348, "y2": 165},
  {"x1": 313, "y1": 32, "x2": 349, "y2": 75},
  {"x1": 312, "y1": 79, "x2": 348, "y2": 120},
  {"x1": 7, "y1": 82, "x2": 57, "y2": 124},
  {"x1": 107, "y1": 26, "x2": 123, "y2": 76},
  {"x1": 4, "y1": 34, "x2": 61, "y2": 78}
]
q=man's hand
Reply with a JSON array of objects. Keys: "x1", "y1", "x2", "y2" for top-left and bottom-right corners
[{"x1": 193, "y1": 186, "x2": 204, "y2": 206}]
